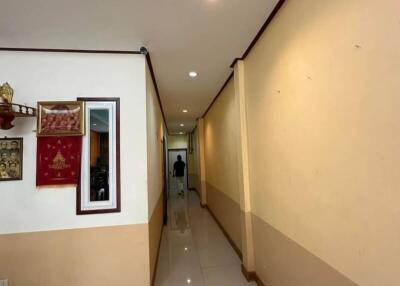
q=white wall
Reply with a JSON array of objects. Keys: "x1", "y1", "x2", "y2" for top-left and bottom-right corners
[{"x1": 0, "y1": 51, "x2": 148, "y2": 234}]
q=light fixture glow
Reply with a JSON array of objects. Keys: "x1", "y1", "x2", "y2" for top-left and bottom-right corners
[
  {"x1": 187, "y1": 278, "x2": 191, "y2": 284},
  {"x1": 180, "y1": 123, "x2": 185, "y2": 127},
  {"x1": 179, "y1": 132, "x2": 184, "y2": 135},
  {"x1": 184, "y1": 247, "x2": 188, "y2": 251},
  {"x1": 92, "y1": 123, "x2": 97, "y2": 126},
  {"x1": 189, "y1": 71, "x2": 198, "y2": 78},
  {"x1": 182, "y1": 109, "x2": 188, "y2": 113}
]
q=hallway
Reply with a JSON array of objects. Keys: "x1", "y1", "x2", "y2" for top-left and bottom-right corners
[{"x1": 154, "y1": 187, "x2": 256, "y2": 286}]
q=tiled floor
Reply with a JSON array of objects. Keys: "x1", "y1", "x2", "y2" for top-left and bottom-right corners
[{"x1": 154, "y1": 186, "x2": 256, "y2": 286}]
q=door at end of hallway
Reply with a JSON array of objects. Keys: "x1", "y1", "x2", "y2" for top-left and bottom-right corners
[{"x1": 168, "y1": 149, "x2": 188, "y2": 196}]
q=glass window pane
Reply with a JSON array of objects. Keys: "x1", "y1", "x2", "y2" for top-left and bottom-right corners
[{"x1": 89, "y1": 109, "x2": 109, "y2": 201}]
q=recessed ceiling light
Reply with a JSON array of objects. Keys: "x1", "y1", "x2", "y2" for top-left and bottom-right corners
[
  {"x1": 189, "y1": 71, "x2": 198, "y2": 78},
  {"x1": 180, "y1": 123, "x2": 184, "y2": 127},
  {"x1": 182, "y1": 109, "x2": 188, "y2": 113},
  {"x1": 187, "y1": 278, "x2": 191, "y2": 284},
  {"x1": 179, "y1": 132, "x2": 184, "y2": 135}
]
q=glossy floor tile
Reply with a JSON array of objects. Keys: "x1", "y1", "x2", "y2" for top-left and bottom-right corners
[{"x1": 154, "y1": 186, "x2": 256, "y2": 286}]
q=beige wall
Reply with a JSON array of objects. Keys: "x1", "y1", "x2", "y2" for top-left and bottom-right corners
[
  {"x1": 167, "y1": 134, "x2": 188, "y2": 149},
  {"x1": 204, "y1": 79, "x2": 240, "y2": 204},
  {"x1": 188, "y1": 128, "x2": 200, "y2": 190},
  {"x1": 203, "y1": 78, "x2": 242, "y2": 250},
  {"x1": 199, "y1": 0, "x2": 400, "y2": 285},
  {"x1": 0, "y1": 224, "x2": 150, "y2": 286},
  {"x1": 148, "y1": 194, "x2": 164, "y2": 284},
  {"x1": 146, "y1": 64, "x2": 166, "y2": 283},
  {"x1": 146, "y1": 65, "x2": 166, "y2": 218},
  {"x1": 243, "y1": 0, "x2": 400, "y2": 285}
]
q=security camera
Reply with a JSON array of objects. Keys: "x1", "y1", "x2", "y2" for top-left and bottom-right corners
[{"x1": 140, "y1": 46, "x2": 148, "y2": 55}]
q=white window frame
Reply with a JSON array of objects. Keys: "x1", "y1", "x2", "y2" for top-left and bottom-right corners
[{"x1": 77, "y1": 99, "x2": 120, "y2": 214}]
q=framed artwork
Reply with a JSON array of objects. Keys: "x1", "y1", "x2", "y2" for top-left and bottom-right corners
[
  {"x1": 0, "y1": 137, "x2": 23, "y2": 181},
  {"x1": 37, "y1": 101, "x2": 85, "y2": 136},
  {"x1": 76, "y1": 98, "x2": 120, "y2": 215}
]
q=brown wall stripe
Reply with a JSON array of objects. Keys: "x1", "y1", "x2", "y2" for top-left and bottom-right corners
[
  {"x1": 145, "y1": 52, "x2": 170, "y2": 134},
  {"x1": 0, "y1": 47, "x2": 169, "y2": 134},
  {"x1": 202, "y1": 0, "x2": 287, "y2": 119},
  {"x1": 202, "y1": 71, "x2": 234, "y2": 118},
  {"x1": 0, "y1": 47, "x2": 142, "y2": 54}
]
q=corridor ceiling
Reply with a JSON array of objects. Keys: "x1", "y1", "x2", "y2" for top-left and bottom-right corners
[{"x1": 1, "y1": 0, "x2": 279, "y2": 133}]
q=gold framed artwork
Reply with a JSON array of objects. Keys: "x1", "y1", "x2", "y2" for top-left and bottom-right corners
[
  {"x1": 37, "y1": 101, "x2": 85, "y2": 136},
  {"x1": 0, "y1": 137, "x2": 23, "y2": 181}
]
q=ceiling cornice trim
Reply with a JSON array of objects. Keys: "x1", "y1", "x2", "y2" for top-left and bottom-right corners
[
  {"x1": 0, "y1": 47, "x2": 142, "y2": 54},
  {"x1": 230, "y1": 0, "x2": 287, "y2": 68},
  {"x1": 0, "y1": 46, "x2": 169, "y2": 134},
  {"x1": 201, "y1": 0, "x2": 286, "y2": 119},
  {"x1": 145, "y1": 52, "x2": 170, "y2": 135},
  {"x1": 201, "y1": 71, "x2": 234, "y2": 118}
]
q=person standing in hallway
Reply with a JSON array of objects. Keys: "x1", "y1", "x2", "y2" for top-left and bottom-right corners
[{"x1": 173, "y1": 155, "x2": 186, "y2": 197}]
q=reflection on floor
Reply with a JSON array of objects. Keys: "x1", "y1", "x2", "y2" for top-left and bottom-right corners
[{"x1": 155, "y1": 187, "x2": 256, "y2": 286}]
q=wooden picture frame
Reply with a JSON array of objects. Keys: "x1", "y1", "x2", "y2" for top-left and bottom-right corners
[
  {"x1": 76, "y1": 98, "x2": 120, "y2": 215},
  {"x1": 37, "y1": 101, "x2": 85, "y2": 136},
  {"x1": 0, "y1": 137, "x2": 23, "y2": 181}
]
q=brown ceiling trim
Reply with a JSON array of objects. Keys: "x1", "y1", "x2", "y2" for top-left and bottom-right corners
[
  {"x1": 0, "y1": 47, "x2": 142, "y2": 54},
  {"x1": 201, "y1": 0, "x2": 286, "y2": 120},
  {"x1": 1, "y1": 46, "x2": 169, "y2": 133},
  {"x1": 201, "y1": 71, "x2": 234, "y2": 118},
  {"x1": 145, "y1": 52, "x2": 170, "y2": 135},
  {"x1": 230, "y1": 0, "x2": 286, "y2": 68}
]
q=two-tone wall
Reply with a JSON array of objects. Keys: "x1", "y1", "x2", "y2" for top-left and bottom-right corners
[
  {"x1": 146, "y1": 63, "x2": 167, "y2": 284},
  {"x1": 198, "y1": 0, "x2": 400, "y2": 285},
  {"x1": 203, "y1": 79, "x2": 242, "y2": 251},
  {"x1": 188, "y1": 128, "x2": 200, "y2": 191},
  {"x1": 0, "y1": 51, "x2": 160, "y2": 286}
]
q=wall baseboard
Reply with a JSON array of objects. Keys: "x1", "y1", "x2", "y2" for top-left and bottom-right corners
[
  {"x1": 204, "y1": 205, "x2": 243, "y2": 260},
  {"x1": 241, "y1": 264, "x2": 256, "y2": 281},
  {"x1": 188, "y1": 188, "x2": 200, "y2": 198},
  {"x1": 241, "y1": 264, "x2": 266, "y2": 286},
  {"x1": 151, "y1": 225, "x2": 164, "y2": 286},
  {"x1": 254, "y1": 274, "x2": 266, "y2": 286},
  {"x1": 205, "y1": 204, "x2": 269, "y2": 286}
]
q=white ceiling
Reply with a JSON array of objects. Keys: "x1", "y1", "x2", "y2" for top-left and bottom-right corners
[{"x1": 0, "y1": 0, "x2": 279, "y2": 133}]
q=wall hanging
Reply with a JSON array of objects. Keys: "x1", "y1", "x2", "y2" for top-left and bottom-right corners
[
  {"x1": 36, "y1": 136, "x2": 82, "y2": 186},
  {"x1": 0, "y1": 83, "x2": 36, "y2": 130},
  {"x1": 36, "y1": 101, "x2": 85, "y2": 187}
]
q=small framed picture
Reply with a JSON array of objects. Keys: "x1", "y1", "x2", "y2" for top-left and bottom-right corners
[
  {"x1": 0, "y1": 137, "x2": 23, "y2": 181},
  {"x1": 37, "y1": 101, "x2": 85, "y2": 136}
]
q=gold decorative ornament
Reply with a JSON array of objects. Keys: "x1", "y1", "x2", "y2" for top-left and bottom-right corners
[
  {"x1": 0, "y1": 82, "x2": 14, "y2": 104},
  {"x1": 49, "y1": 150, "x2": 70, "y2": 170},
  {"x1": 0, "y1": 83, "x2": 36, "y2": 130}
]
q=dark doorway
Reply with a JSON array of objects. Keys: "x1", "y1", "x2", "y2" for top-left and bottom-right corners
[{"x1": 168, "y1": 149, "x2": 189, "y2": 195}]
